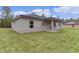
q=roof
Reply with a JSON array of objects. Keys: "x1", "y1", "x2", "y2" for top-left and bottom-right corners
[
  {"x1": 64, "y1": 22, "x2": 79, "y2": 25},
  {"x1": 15, "y1": 14, "x2": 63, "y2": 22}
]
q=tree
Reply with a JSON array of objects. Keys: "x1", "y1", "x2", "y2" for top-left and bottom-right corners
[
  {"x1": 0, "y1": 18, "x2": 4, "y2": 27},
  {"x1": 2, "y1": 6, "x2": 13, "y2": 28}
]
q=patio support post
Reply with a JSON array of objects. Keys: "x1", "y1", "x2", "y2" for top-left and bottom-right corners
[{"x1": 51, "y1": 20, "x2": 54, "y2": 31}]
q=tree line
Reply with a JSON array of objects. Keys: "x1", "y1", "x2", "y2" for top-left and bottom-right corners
[{"x1": 64, "y1": 18, "x2": 79, "y2": 22}]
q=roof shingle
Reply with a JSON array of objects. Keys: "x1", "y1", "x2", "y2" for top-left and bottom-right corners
[{"x1": 15, "y1": 14, "x2": 63, "y2": 22}]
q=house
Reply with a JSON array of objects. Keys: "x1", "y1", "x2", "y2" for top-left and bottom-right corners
[
  {"x1": 11, "y1": 14, "x2": 63, "y2": 33},
  {"x1": 64, "y1": 22, "x2": 79, "y2": 28}
]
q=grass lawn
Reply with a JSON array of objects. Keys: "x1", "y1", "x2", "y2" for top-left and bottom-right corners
[{"x1": 0, "y1": 28, "x2": 79, "y2": 52}]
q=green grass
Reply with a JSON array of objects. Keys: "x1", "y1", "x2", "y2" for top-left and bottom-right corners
[{"x1": 0, "y1": 28, "x2": 79, "y2": 52}]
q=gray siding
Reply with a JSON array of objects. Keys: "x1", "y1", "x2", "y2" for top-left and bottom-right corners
[
  {"x1": 12, "y1": 19, "x2": 62, "y2": 33},
  {"x1": 12, "y1": 19, "x2": 48, "y2": 33}
]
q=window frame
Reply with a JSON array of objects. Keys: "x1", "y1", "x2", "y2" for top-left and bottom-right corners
[
  {"x1": 53, "y1": 22, "x2": 56, "y2": 27},
  {"x1": 29, "y1": 21, "x2": 34, "y2": 28}
]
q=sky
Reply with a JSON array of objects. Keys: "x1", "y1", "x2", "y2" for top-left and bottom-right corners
[{"x1": 0, "y1": 6, "x2": 79, "y2": 19}]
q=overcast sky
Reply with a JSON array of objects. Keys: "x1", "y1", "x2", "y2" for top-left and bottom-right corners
[{"x1": 0, "y1": 6, "x2": 79, "y2": 19}]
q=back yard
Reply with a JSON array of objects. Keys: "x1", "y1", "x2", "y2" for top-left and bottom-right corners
[{"x1": 0, "y1": 28, "x2": 79, "y2": 52}]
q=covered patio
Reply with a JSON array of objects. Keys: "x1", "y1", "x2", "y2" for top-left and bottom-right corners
[{"x1": 43, "y1": 19, "x2": 62, "y2": 32}]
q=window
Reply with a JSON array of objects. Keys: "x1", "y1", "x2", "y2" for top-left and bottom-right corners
[
  {"x1": 53, "y1": 22, "x2": 56, "y2": 27},
  {"x1": 50, "y1": 26, "x2": 51, "y2": 30},
  {"x1": 30, "y1": 21, "x2": 34, "y2": 28},
  {"x1": 59, "y1": 23, "x2": 61, "y2": 27},
  {"x1": 42, "y1": 21, "x2": 44, "y2": 26}
]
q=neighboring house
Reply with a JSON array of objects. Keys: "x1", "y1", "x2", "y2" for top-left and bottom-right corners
[
  {"x1": 12, "y1": 14, "x2": 63, "y2": 33},
  {"x1": 64, "y1": 22, "x2": 79, "y2": 28}
]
